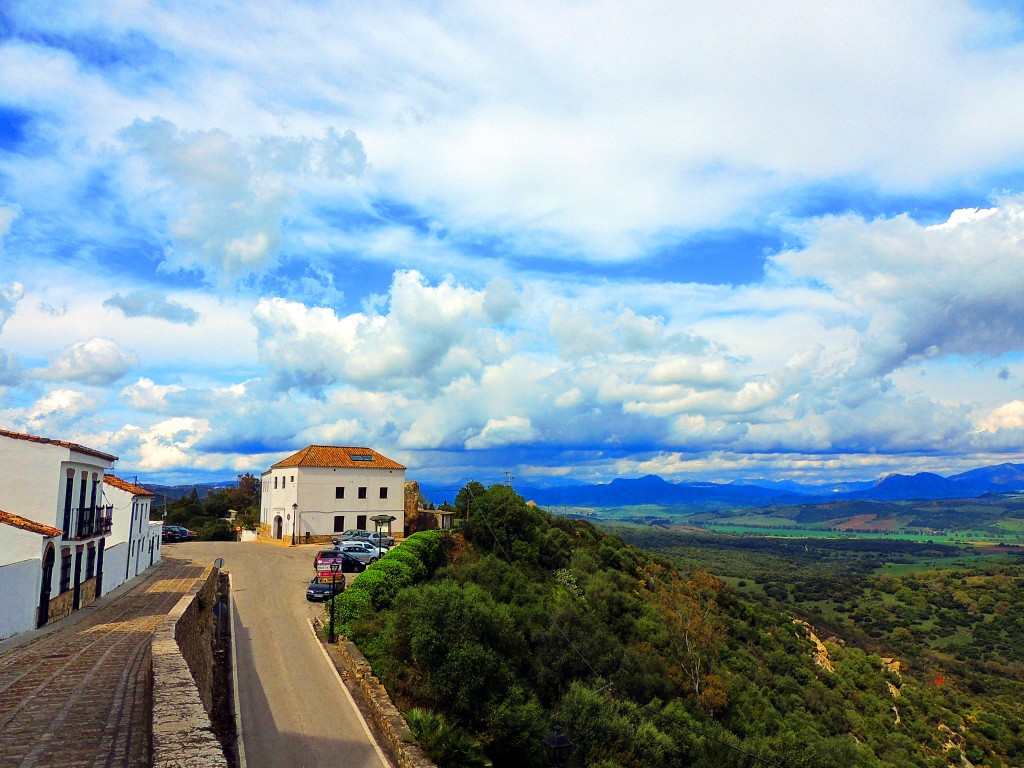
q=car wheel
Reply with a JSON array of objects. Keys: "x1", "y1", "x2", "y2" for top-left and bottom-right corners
[{"x1": 369, "y1": 557, "x2": 378, "y2": 563}]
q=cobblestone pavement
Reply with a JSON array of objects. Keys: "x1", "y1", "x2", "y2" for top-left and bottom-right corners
[{"x1": 0, "y1": 558, "x2": 206, "y2": 768}]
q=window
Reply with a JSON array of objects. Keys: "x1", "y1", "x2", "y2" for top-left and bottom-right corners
[
  {"x1": 358, "y1": 487, "x2": 367, "y2": 499},
  {"x1": 291, "y1": 475, "x2": 295, "y2": 482},
  {"x1": 59, "y1": 550, "x2": 72, "y2": 593},
  {"x1": 62, "y1": 472, "x2": 74, "y2": 537},
  {"x1": 349, "y1": 453, "x2": 374, "y2": 462},
  {"x1": 335, "y1": 486, "x2": 345, "y2": 499},
  {"x1": 86, "y1": 544, "x2": 96, "y2": 580},
  {"x1": 274, "y1": 477, "x2": 278, "y2": 489},
  {"x1": 333, "y1": 515, "x2": 345, "y2": 532},
  {"x1": 379, "y1": 487, "x2": 388, "y2": 499}
]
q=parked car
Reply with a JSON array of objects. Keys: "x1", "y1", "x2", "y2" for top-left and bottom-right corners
[
  {"x1": 366, "y1": 531, "x2": 395, "y2": 548},
  {"x1": 337, "y1": 529, "x2": 371, "y2": 541},
  {"x1": 332, "y1": 542, "x2": 385, "y2": 564},
  {"x1": 306, "y1": 573, "x2": 346, "y2": 601},
  {"x1": 313, "y1": 549, "x2": 367, "y2": 573},
  {"x1": 162, "y1": 528, "x2": 182, "y2": 543},
  {"x1": 163, "y1": 525, "x2": 197, "y2": 542}
]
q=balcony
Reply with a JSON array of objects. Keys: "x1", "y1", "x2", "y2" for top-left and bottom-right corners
[{"x1": 69, "y1": 505, "x2": 114, "y2": 540}]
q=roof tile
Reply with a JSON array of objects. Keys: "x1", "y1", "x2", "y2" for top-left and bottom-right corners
[
  {"x1": 104, "y1": 475, "x2": 154, "y2": 497},
  {"x1": 0, "y1": 510, "x2": 62, "y2": 538},
  {"x1": 271, "y1": 445, "x2": 405, "y2": 470}
]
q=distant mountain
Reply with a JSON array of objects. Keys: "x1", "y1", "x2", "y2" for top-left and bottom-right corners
[{"x1": 460, "y1": 461, "x2": 1024, "y2": 510}]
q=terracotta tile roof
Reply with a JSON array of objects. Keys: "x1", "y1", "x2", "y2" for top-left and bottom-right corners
[
  {"x1": 271, "y1": 445, "x2": 405, "y2": 470},
  {"x1": 0, "y1": 510, "x2": 62, "y2": 538},
  {"x1": 0, "y1": 428, "x2": 118, "y2": 462},
  {"x1": 104, "y1": 475, "x2": 154, "y2": 497}
]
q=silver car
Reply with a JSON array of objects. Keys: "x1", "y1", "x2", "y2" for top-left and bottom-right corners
[{"x1": 332, "y1": 541, "x2": 386, "y2": 564}]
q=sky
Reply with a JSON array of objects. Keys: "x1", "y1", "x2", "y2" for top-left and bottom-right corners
[{"x1": 2, "y1": 1, "x2": 1024, "y2": 487}]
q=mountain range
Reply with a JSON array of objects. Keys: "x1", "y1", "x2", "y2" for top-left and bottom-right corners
[{"x1": 421, "y1": 462, "x2": 1024, "y2": 509}]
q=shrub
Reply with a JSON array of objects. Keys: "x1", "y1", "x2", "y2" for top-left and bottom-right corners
[{"x1": 404, "y1": 708, "x2": 492, "y2": 768}]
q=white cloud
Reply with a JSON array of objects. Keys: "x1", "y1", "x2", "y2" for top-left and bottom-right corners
[
  {"x1": 980, "y1": 400, "x2": 1024, "y2": 432},
  {"x1": 35, "y1": 337, "x2": 138, "y2": 386},
  {"x1": 465, "y1": 415, "x2": 539, "y2": 450},
  {"x1": 103, "y1": 289, "x2": 200, "y2": 324},
  {"x1": 119, "y1": 118, "x2": 365, "y2": 281},
  {"x1": 771, "y1": 197, "x2": 1024, "y2": 376},
  {"x1": 0, "y1": 282, "x2": 24, "y2": 333},
  {"x1": 119, "y1": 377, "x2": 186, "y2": 411}
]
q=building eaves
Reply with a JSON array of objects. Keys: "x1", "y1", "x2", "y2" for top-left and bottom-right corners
[
  {"x1": 103, "y1": 475, "x2": 155, "y2": 497},
  {"x1": 0, "y1": 510, "x2": 62, "y2": 538},
  {"x1": 0, "y1": 428, "x2": 119, "y2": 463}
]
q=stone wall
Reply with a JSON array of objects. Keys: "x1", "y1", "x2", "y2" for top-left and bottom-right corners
[
  {"x1": 335, "y1": 637, "x2": 437, "y2": 768},
  {"x1": 46, "y1": 588, "x2": 75, "y2": 623},
  {"x1": 404, "y1": 481, "x2": 420, "y2": 535},
  {"x1": 151, "y1": 565, "x2": 228, "y2": 768}
]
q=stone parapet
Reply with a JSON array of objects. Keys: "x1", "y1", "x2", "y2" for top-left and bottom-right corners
[
  {"x1": 152, "y1": 565, "x2": 228, "y2": 768},
  {"x1": 335, "y1": 637, "x2": 437, "y2": 768}
]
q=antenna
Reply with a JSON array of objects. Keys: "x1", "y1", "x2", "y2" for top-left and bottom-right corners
[{"x1": 504, "y1": 471, "x2": 514, "y2": 487}]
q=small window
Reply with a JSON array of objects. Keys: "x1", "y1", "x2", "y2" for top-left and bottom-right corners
[
  {"x1": 379, "y1": 487, "x2": 388, "y2": 499},
  {"x1": 59, "y1": 550, "x2": 72, "y2": 593},
  {"x1": 291, "y1": 475, "x2": 295, "y2": 482},
  {"x1": 349, "y1": 454, "x2": 374, "y2": 462},
  {"x1": 274, "y1": 477, "x2": 278, "y2": 489},
  {"x1": 333, "y1": 515, "x2": 345, "y2": 532},
  {"x1": 358, "y1": 487, "x2": 367, "y2": 499},
  {"x1": 335, "y1": 486, "x2": 345, "y2": 499}
]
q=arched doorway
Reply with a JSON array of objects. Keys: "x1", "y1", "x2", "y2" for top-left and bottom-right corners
[
  {"x1": 37, "y1": 544, "x2": 55, "y2": 628},
  {"x1": 274, "y1": 515, "x2": 283, "y2": 539}
]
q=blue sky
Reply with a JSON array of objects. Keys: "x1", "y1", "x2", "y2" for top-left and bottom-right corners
[{"x1": 2, "y1": 1, "x2": 1024, "y2": 486}]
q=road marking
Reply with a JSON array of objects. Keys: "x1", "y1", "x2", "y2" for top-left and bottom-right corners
[{"x1": 307, "y1": 619, "x2": 391, "y2": 768}]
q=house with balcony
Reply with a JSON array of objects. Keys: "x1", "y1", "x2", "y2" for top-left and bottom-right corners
[
  {"x1": 260, "y1": 445, "x2": 406, "y2": 543},
  {"x1": 0, "y1": 428, "x2": 117, "y2": 637},
  {"x1": 103, "y1": 475, "x2": 162, "y2": 592}
]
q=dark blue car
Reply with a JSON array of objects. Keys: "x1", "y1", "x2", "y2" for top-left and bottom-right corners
[{"x1": 306, "y1": 573, "x2": 346, "y2": 601}]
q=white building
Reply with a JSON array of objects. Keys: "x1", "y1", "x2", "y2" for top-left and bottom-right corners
[
  {"x1": 0, "y1": 511, "x2": 62, "y2": 640},
  {"x1": 0, "y1": 428, "x2": 118, "y2": 637},
  {"x1": 260, "y1": 445, "x2": 406, "y2": 542},
  {"x1": 103, "y1": 475, "x2": 163, "y2": 592}
]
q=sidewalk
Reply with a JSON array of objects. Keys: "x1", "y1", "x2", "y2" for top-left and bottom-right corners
[{"x1": 0, "y1": 557, "x2": 207, "y2": 768}]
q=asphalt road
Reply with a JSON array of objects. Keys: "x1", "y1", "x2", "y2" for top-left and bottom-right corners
[{"x1": 170, "y1": 541, "x2": 389, "y2": 768}]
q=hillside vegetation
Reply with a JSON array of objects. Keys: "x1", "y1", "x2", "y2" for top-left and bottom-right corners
[{"x1": 330, "y1": 484, "x2": 1024, "y2": 768}]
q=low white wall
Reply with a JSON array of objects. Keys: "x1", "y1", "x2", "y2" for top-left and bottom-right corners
[
  {"x1": 0, "y1": 559, "x2": 40, "y2": 640},
  {"x1": 103, "y1": 540, "x2": 128, "y2": 594}
]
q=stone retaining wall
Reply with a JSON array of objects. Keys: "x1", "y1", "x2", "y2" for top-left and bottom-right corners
[
  {"x1": 335, "y1": 637, "x2": 437, "y2": 768},
  {"x1": 152, "y1": 565, "x2": 228, "y2": 768}
]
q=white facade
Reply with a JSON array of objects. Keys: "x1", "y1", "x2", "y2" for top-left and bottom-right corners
[
  {"x1": 103, "y1": 476, "x2": 163, "y2": 593},
  {"x1": 260, "y1": 446, "x2": 406, "y2": 540},
  {"x1": 0, "y1": 429, "x2": 118, "y2": 636},
  {"x1": 0, "y1": 515, "x2": 61, "y2": 640}
]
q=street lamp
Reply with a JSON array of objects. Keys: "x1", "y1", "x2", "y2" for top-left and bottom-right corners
[
  {"x1": 291, "y1": 502, "x2": 298, "y2": 546},
  {"x1": 543, "y1": 725, "x2": 572, "y2": 765},
  {"x1": 370, "y1": 513, "x2": 395, "y2": 559},
  {"x1": 327, "y1": 561, "x2": 341, "y2": 644}
]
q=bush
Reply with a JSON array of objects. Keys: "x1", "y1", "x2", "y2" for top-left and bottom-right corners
[{"x1": 405, "y1": 708, "x2": 492, "y2": 768}]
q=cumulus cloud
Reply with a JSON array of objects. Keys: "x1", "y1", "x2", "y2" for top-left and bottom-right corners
[
  {"x1": 465, "y1": 416, "x2": 539, "y2": 449},
  {"x1": 126, "y1": 417, "x2": 212, "y2": 471},
  {"x1": 35, "y1": 337, "x2": 138, "y2": 386},
  {"x1": 253, "y1": 270, "x2": 496, "y2": 392},
  {"x1": 980, "y1": 400, "x2": 1024, "y2": 432},
  {"x1": 0, "y1": 282, "x2": 24, "y2": 333},
  {"x1": 772, "y1": 198, "x2": 1024, "y2": 376},
  {"x1": 24, "y1": 389, "x2": 98, "y2": 434},
  {"x1": 119, "y1": 377, "x2": 186, "y2": 411},
  {"x1": 103, "y1": 289, "x2": 200, "y2": 324},
  {"x1": 120, "y1": 118, "x2": 365, "y2": 281}
]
